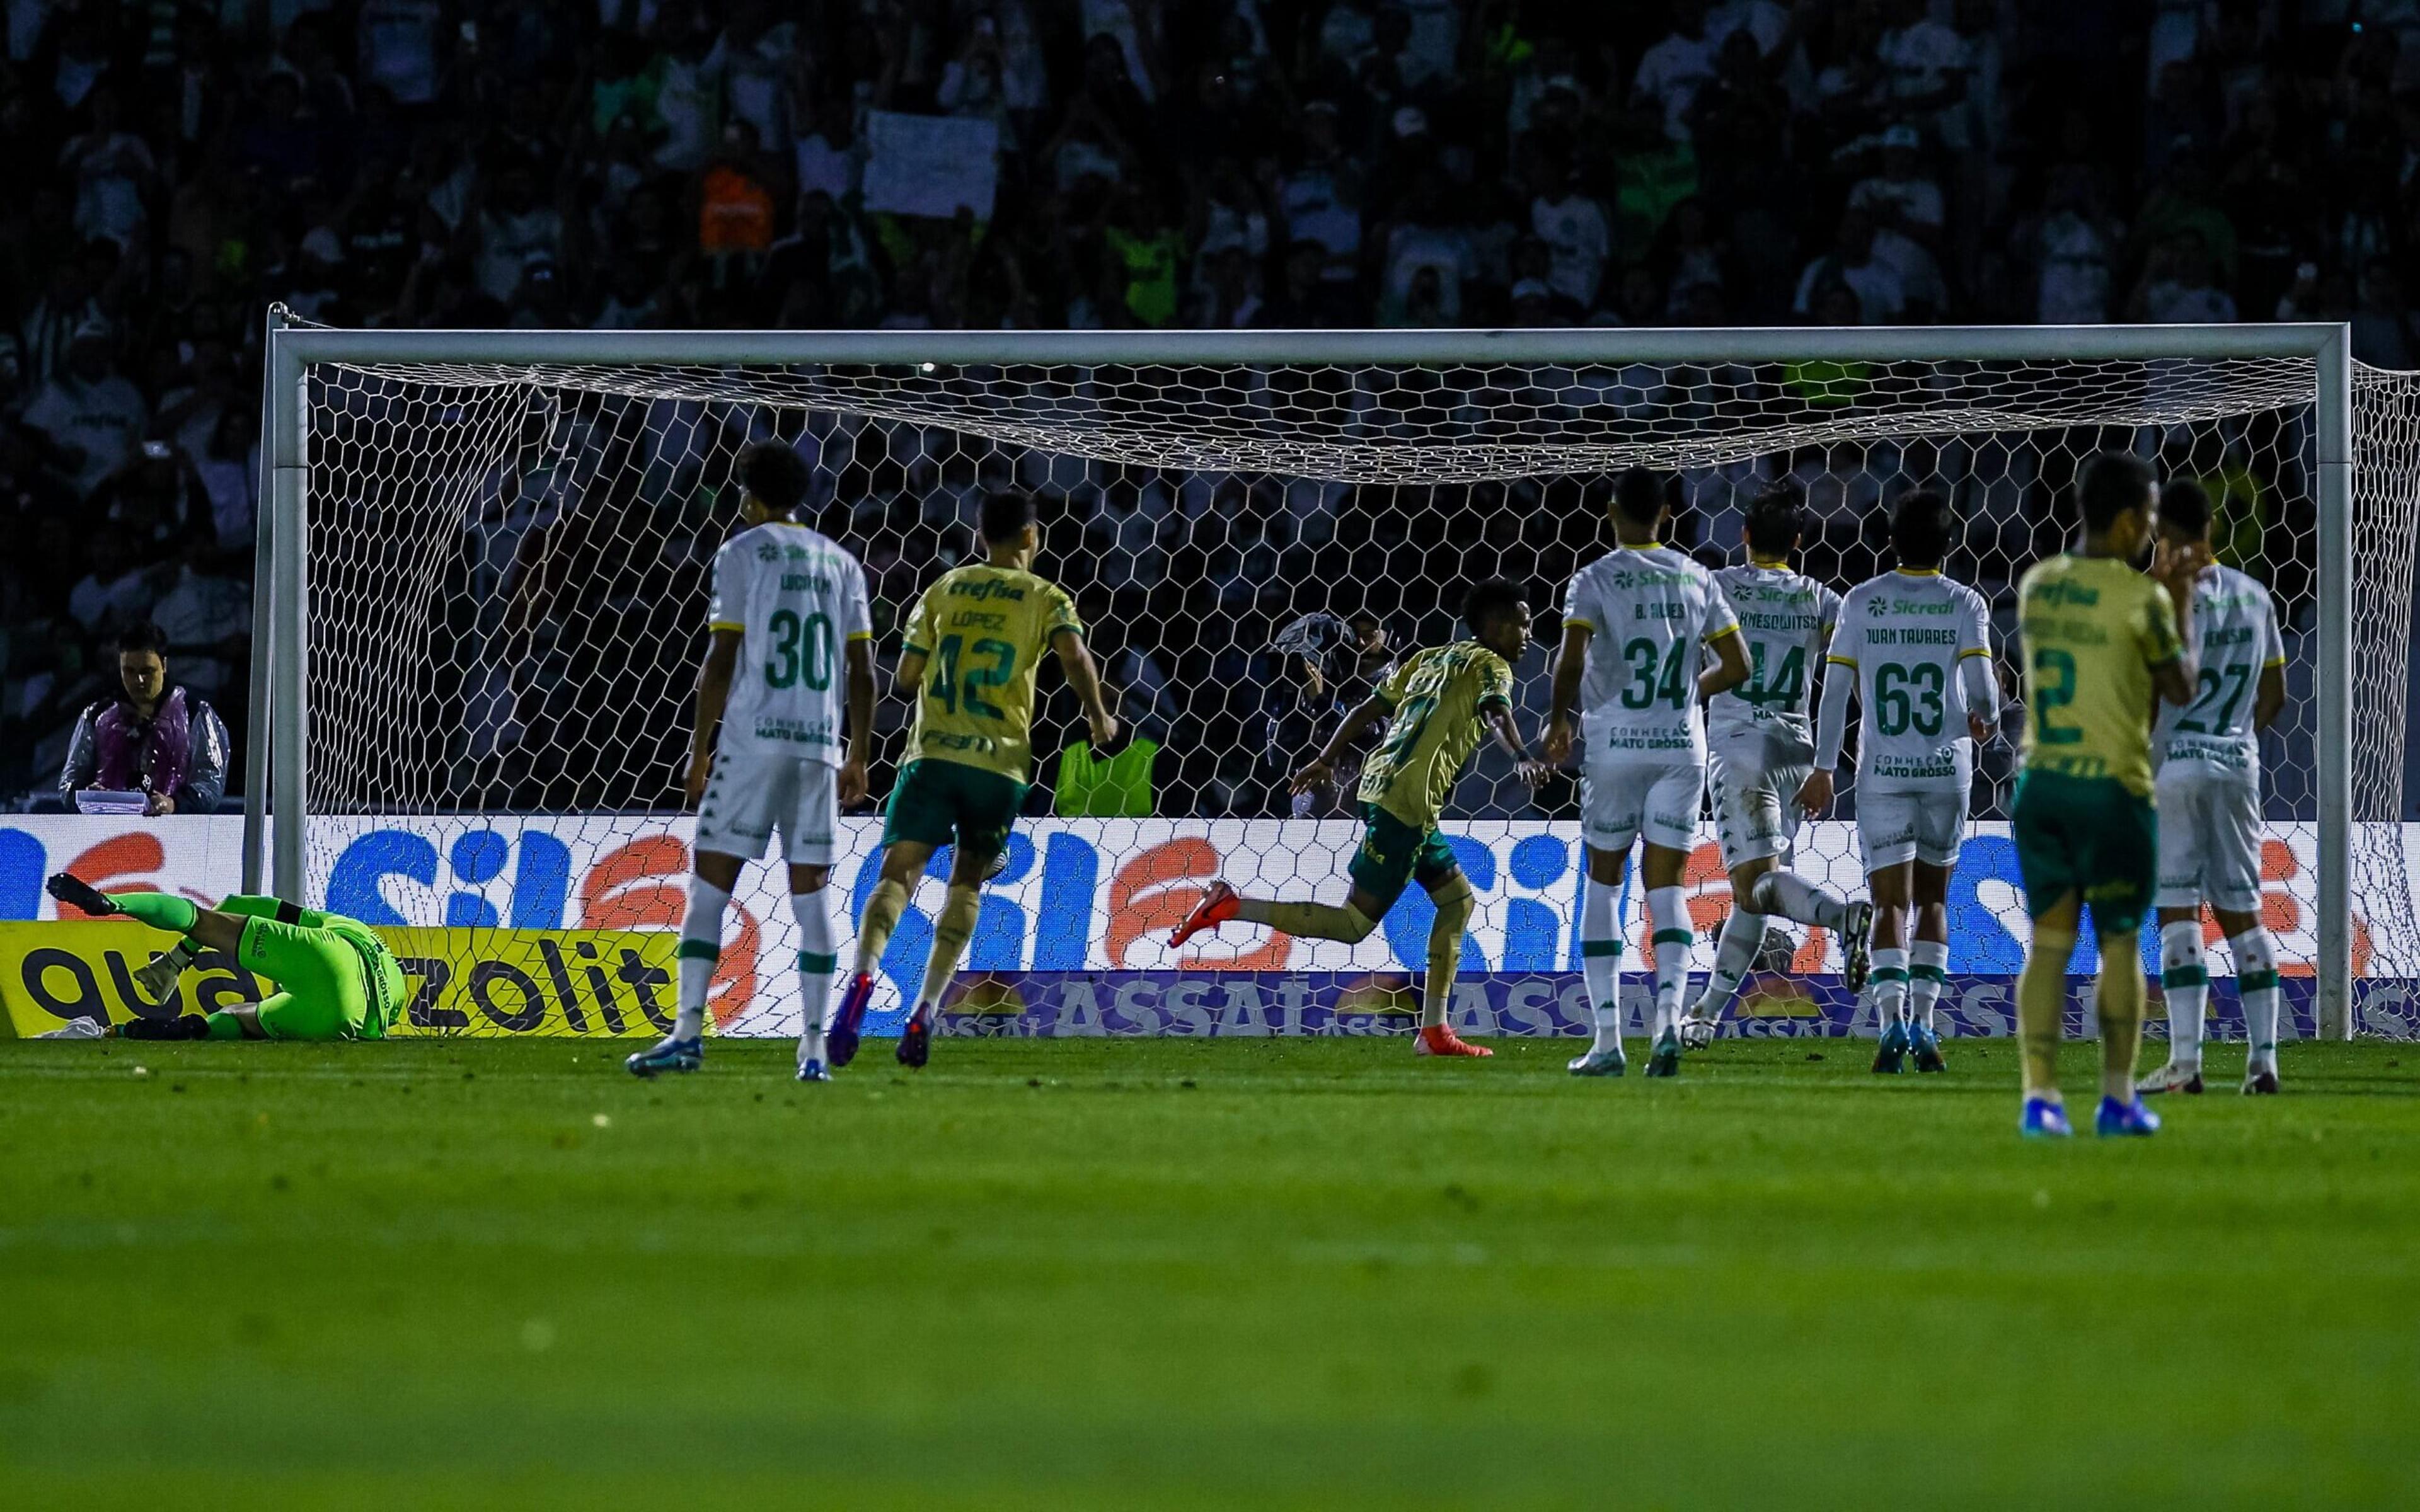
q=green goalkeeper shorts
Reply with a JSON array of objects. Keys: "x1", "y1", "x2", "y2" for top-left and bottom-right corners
[{"x1": 232, "y1": 917, "x2": 374, "y2": 1040}]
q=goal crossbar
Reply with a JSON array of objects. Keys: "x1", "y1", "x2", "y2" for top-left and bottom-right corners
[{"x1": 252, "y1": 315, "x2": 2360, "y2": 1037}]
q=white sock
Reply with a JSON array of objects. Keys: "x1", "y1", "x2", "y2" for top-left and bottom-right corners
[
  {"x1": 1691, "y1": 908, "x2": 1765, "y2": 1022},
  {"x1": 1748, "y1": 868, "x2": 1849, "y2": 932},
  {"x1": 1870, "y1": 946, "x2": 1909, "y2": 1033},
  {"x1": 2231, "y1": 926, "x2": 2282, "y2": 1068},
  {"x1": 793, "y1": 888, "x2": 837, "y2": 1065},
  {"x1": 674, "y1": 876, "x2": 730, "y2": 1040},
  {"x1": 1646, "y1": 886, "x2": 1692, "y2": 1036},
  {"x1": 1581, "y1": 874, "x2": 1623, "y2": 1053},
  {"x1": 2160, "y1": 920, "x2": 2207, "y2": 1066},
  {"x1": 1908, "y1": 939, "x2": 1950, "y2": 1032}
]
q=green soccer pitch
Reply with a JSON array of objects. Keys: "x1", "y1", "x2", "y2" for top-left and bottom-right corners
[{"x1": 2, "y1": 1036, "x2": 2414, "y2": 1509}]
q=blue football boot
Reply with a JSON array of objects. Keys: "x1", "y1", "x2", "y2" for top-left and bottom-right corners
[{"x1": 2019, "y1": 1097, "x2": 2073, "y2": 1138}]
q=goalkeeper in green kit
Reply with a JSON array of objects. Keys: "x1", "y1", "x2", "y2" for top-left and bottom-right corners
[{"x1": 45, "y1": 874, "x2": 404, "y2": 1041}]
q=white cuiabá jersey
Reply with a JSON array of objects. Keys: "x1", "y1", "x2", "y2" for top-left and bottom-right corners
[
  {"x1": 706, "y1": 518, "x2": 873, "y2": 762},
  {"x1": 1563, "y1": 544, "x2": 1741, "y2": 762},
  {"x1": 1824, "y1": 569, "x2": 1995, "y2": 793},
  {"x1": 1706, "y1": 561, "x2": 1841, "y2": 769},
  {"x1": 2154, "y1": 563, "x2": 2285, "y2": 781}
]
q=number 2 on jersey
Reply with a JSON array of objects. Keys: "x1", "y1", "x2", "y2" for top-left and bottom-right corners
[
  {"x1": 928, "y1": 634, "x2": 1016, "y2": 718},
  {"x1": 2031, "y1": 648, "x2": 2081, "y2": 745}
]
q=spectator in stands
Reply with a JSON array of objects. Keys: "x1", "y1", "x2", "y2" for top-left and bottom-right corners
[
  {"x1": 2130, "y1": 227, "x2": 2238, "y2": 324},
  {"x1": 1262, "y1": 607, "x2": 1394, "y2": 819},
  {"x1": 1794, "y1": 207, "x2": 1906, "y2": 324},
  {"x1": 149, "y1": 530, "x2": 252, "y2": 700},
  {"x1": 2029, "y1": 166, "x2": 2122, "y2": 324},
  {"x1": 1527, "y1": 144, "x2": 1612, "y2": 314},
  {"x1": 0, "y1": 0, "x2": 2411, "y2": 811},
  {"x1": 1635, "y1": 0, "x2": 1720, "y2": 142},
  {"x1": 23, "y1": 322, "x2": 148, "y2": 498},
  {"x1": 58, "y1": 621, "x2": 232, "y2": 815}
]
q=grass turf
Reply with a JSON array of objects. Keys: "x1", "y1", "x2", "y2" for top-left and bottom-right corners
[{"x1": 1, "y1": 1034, "x2": 2414, "y2": 1509}]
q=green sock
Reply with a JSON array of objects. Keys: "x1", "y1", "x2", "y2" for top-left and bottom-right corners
[
  {"x1": 204, "y1": 1011, "x2": 246, "y2": 1040},
  {"x1": 110, "y1": 893, "x2": 200, "y2": 935}
]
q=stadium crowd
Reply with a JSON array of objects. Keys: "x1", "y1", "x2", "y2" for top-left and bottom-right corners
[{"x1": 0, "y1": 0, "x2": 2400, "y2": 816}]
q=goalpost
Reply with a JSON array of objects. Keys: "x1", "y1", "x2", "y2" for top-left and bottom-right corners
[{"x1": 250, "y1": 312, "x2": 2416, "y2": 1041}]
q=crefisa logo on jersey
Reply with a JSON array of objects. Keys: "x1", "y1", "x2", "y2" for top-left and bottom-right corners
[{"x1": 756, "y1": 542, "x2": 781, "y2": 563}]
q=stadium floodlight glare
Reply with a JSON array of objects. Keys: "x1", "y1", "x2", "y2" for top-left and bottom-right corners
[{"x1": 255, "y1": 310, "x2": 2403, "y2": 1038}]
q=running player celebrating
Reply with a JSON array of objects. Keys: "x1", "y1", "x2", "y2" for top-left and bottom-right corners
[
  {"x1": 628, "y1": 442, "x2": 877, "y2": 1082},
  {"x1": 1543, "y1": 469, "x2": 1751, "y2": 1079},
  {"x1": 1680, "y1": 481, "x2": 1870, "y2": 1050},
  {"x1": 2136, "y1": 479, "x2": 2290, "y2": 1096},
  {"x1": 829, "y1": 490, "x2": 1120, "y2": 1072},
  {"x1": 2012, "y1": 451, "x2": 2202, "y2": 1138},
  {"x1": 1802, "y1": 489, "x2": 1998, "y2": 1075},
  {"x1": 1170, "y1": 578, "x2": 1550, "y2": 1058}
]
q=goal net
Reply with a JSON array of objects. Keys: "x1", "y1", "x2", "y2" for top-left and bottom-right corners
[{"x1": 270, "y1": 326, "x2": 2420, "y2": 1040}]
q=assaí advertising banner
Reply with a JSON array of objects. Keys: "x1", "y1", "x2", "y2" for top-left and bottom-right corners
[{"x1": 0, "y1": 813, "x2": 2397, "y2": 1040}]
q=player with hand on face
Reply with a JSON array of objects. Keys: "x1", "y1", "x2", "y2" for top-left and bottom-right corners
[
  {"x1": 1680, "y1": 481, "x2": 1870, "y2": 1051},
  {"x1": 829, "y1": 490, "x2": 1120, "y2": 1073},
  {"x1": 1171, "y1": 578, "x2": 1552, "y2": 1059},
  {"x1": 1544, "y1": 469, "x2": 1752, "y2": 1079},
  {"x1": 1802, "y1": 488, "x2": 1998, "y2": 1075},
  {"x1": 2011, "y1": 451, "x2": 2203, "y2": 1138},
  {"x1": 2135, "y1": 478, "x2": 2290, "y2": 1097},
  {"x1": 628, "y1": 441, "x2": 877, "y2": 1082}
]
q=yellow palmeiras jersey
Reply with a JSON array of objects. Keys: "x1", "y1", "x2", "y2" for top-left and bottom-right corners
[
  {"x1": 2017, "y1": 553, "x2": 2184, "y2": 797},
  {"x1": 1356, "y1": 641, "x2": 1514, "y2": 830},
  {"x1": 899, "y1": 563, "x2": 1084, "y2": 784}
]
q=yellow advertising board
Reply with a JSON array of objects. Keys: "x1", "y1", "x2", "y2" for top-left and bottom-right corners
[{"x1": 0, "y1": 924, "x2": 679, "y2": 1039}]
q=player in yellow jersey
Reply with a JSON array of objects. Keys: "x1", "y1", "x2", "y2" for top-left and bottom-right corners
[
  {"x1": 2012, "y1": 451, "x2": 2203, "y2": 1138},
  {"x1": 828, "y1": 491, "x2": 1120, "y2": 1072},
  {"x1": 1169, "y1": 578, "x2": 1551, "y2": 1058}
]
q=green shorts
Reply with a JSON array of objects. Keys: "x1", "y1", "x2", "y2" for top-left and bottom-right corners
[
  {"x1": 882, "y1": 758, "x2": 1028, "y2": 865},
  {"x1": 232, "y1": 917, "x2": 373, "y2": 1040},
  {"x1": 2012, "y1": 769, "x2": 2159, "y2": 936},
  {"x1": 1345, "y1": 803, "x2": 1461, "y2": 908}
]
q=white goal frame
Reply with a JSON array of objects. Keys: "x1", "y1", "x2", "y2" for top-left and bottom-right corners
[{"x1": 250, "y1": 316, "x2": 2361, "y2": 1038}]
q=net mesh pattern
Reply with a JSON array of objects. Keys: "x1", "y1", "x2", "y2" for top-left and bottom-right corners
[{"x1": 291, "y1": 347, "x2": 2420, "y2": 1031}]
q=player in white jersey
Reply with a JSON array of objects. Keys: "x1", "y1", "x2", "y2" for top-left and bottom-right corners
[
  {"x1": 1679, "y1": 483, "x2": 1874, "y2": 1051},
  {"x1": 1544, "y1": 467, "x2": 1749, "y2": 1079},
  {"x1": 1803, "y1": 490, "x2": 1998, "y2": 1075},
  {"x1": 2137, "y1": 479, "x2": 2291, "y2": 1096},
  {"x1": 629, "y1": 442, "x2": 876, "y2": 1083}
]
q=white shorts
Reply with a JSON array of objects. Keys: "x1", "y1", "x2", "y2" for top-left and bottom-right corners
[
  {"x1": 2155, "y1": 765, "x2": 2262, "y2": 914},
  {"x1": 694, "y1": 751, "x2": 838, "y2": 866},
  {"x1": 1581, "y1": 759, "x2": 1704, "y2": 856},
  {"x1": 1709, "y1": 752, "x2": 1808, "y2": 870},
  {"x1": 1857, "y1": 787, "x2": 1964, "y2": 870}
]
